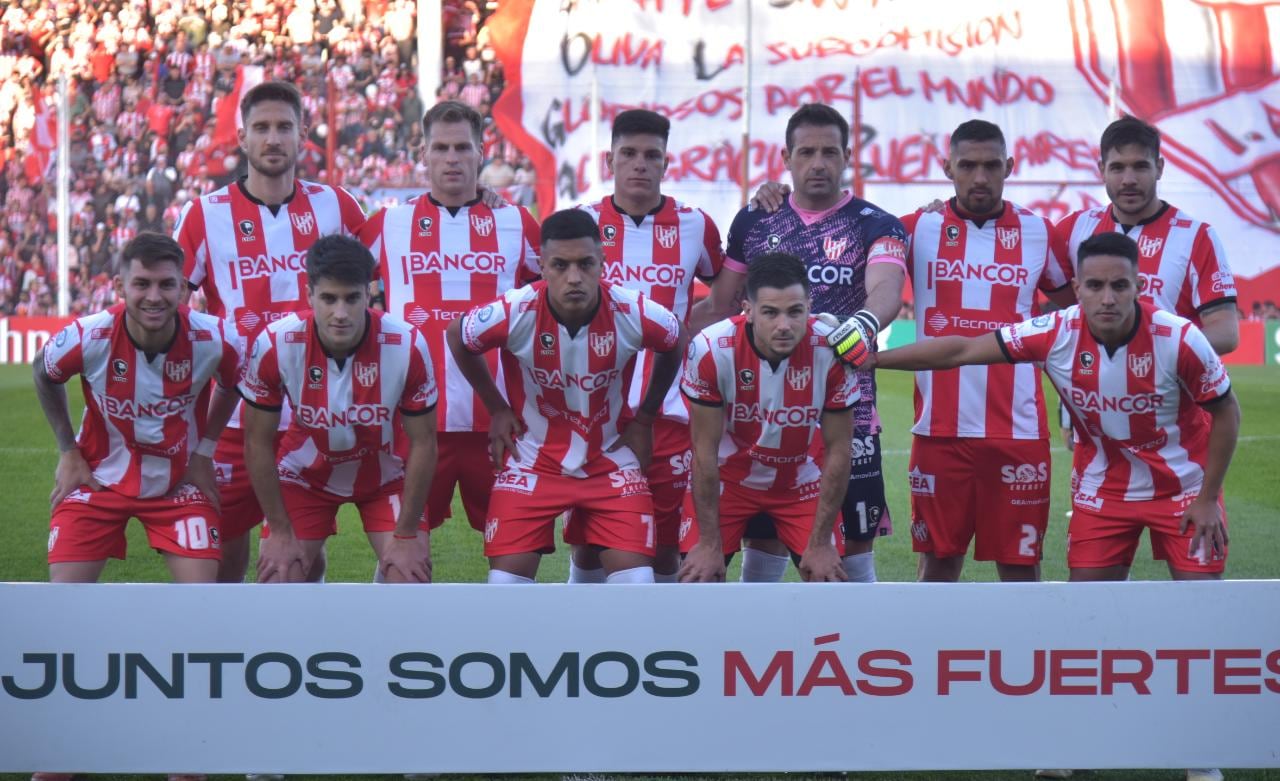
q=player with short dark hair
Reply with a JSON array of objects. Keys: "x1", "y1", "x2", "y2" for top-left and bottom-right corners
[
  {"x1": 564, "y1": 108, "x2": 724, "y2": 584},
  {"x1": 361, "y1": 99, "x2": 540, "y2": 547},
  {"x1": 174, "y1": 79, "x2": 366, "y2": 583},
  {"x1": 240, "y1": 236, "x2": 438, "y2": 584},
  {"x1": 34, "y1": 232, "x2": 242, "y2": 583},
  {"x1": 446, "y1": 208, "x2": 686, "y2": 585},
  {"x1": 679, "y1": 252, "x2": 859, "y2": 583}
]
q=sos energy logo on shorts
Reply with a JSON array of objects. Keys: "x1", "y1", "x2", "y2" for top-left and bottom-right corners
[{"x1": 6, "y1": 637, "x2": 1278, "y2": 702}]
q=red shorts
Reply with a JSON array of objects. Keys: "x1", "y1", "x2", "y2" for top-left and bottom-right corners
[
  {"x1": 425, "y1": 431, "x2": 495, "y2": 531},
  {"x1": 484, "y1": 467, "x2": 656, "y2": 558},
  {"x1": 908, "y1": 436, "x2": 1051, "y2": 565},
  {"x1": 678, "y1": 480, "x2": 845, "y2": 557},
  {"x1": 212, "y1": 427, "x2": 284, "y2": 541},
  {"x1": 48, "y1": 485, "x2": 222, "y2": 563},
  {"x1": 277, "y1": 478, "x2": 430, "y2": 541},
  {"x1": 1068, "y1": 493, "x2": 1228, "y2": 573},
  {"x1": 564, "y1": 419, "x2": 690, "y2": 548}
]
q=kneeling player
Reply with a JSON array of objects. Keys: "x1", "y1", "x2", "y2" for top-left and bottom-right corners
[
  {"x1": 35, "y1": 233, "x2": 241, "y2": 583},
  {"x1": 446, "y1": 208, "x2": 686, "y2": 584},
  {"x1": 867, "y1": 233, "x2": 1239, "y2": 581},
  {"x1": 679, "y1": 252, "x2": 860, "y2": 583},
  {"x1": 240, "y1": 235, "x2": 438, "y2": 583}
]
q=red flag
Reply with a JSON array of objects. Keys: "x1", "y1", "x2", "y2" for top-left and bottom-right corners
[
  {"x1": 24, "y1": 85, "x2": 56, "y2": 184},
  {"x1": 212, "y1": 65, "x2": 264, "y2": 149}
]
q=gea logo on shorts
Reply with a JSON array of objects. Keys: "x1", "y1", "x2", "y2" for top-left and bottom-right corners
[
  {"x1": 1000, "y1": 462, "x2": 1049, "y2": 488},
  {"x1": 493, "y1": 470, "x2": 538, "y2": 495},
  {"x1": 907, "y1": 466, "x2": 935, "y2": 496}
]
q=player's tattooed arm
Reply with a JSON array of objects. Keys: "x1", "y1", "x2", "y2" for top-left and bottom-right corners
[
  {"x1": 33, "y1": 347, "x2": 101, "y2": 506},
  {"x1": 1182, "y1": 390, "x2": 1240, "y2": 561},
  {"x1": 1198, "y1": 301, "x2": 1241, "y2": 355},
  {"x1": 874, "y1": 332, "x2": 1008, "y2": 372},
  {"x1": 243, "y1": 404, "x2": 308, "y2": 583},
  {"x1": 383, "y1": 410, "x2": 437, "y2": 583},
  {"x1": 678, "y1": 401, "x2": 727, "y2": 583},
  {"x1": 862, "y1": 261, "x2": 906, "y2": 338},
  {"x1": 445, "y1": 318, "x2": 524, "y2": 468},
  {"x1": 799, "y1": 407, "x2": 852, "y2": 583}
]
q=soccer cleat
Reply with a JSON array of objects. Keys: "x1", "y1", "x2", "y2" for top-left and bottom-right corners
[
  {"x1": 1187, "y1": 770, "x2": 1224, "y2": 781},
  {"x1": 1033, "y1": 771, "x2": 1074, "y2": 779}
]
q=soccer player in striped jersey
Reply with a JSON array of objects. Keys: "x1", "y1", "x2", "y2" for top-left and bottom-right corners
[
  {"x1": 1054, "y1": 116, "x2": 1239, "y2": 355},
  {"x1": 34, "y1": 233, "x2": 242, "y2": 583},
  {"x1": 678, "y1": 252, "x2": 859, "y2": 583},
  {"x1": 564, "y1": 109, "x2": 725, "y2": 584},
  {"x1": 361, "y1": 100, "x2": 541, "y2": 544},
  {"x1": 898, "y1": 120, "x2": 1075, "y2": 583},
  {"x1": 239, "y1": 236, "x2": 438, "y2": 584},
  {"x1": 869, "y1": 232, "x2": 1239, "y2": 582},
  {"x1": 446, "y1": 209, "x2": 686, "y2": 585},
  {"x1": 174, "y1": 81, "x2": 366, "y2": 583}
]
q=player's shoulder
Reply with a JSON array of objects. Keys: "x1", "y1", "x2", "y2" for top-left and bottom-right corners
[
  {"x1": 1163, "y1": 203, "x2": 1209, "y2": 231},
  {"x1": 808, "y1": 314, "x2": 837, "y2": 342},
  {"x1": 264, "y1": 311, "x2": 308, "y2": 338},
  {"x1": 1145, "y1": 301, "x2": 1193, "y2": 333},
  {"x1": 194, "y1": 182, "x2": 235, "y2": 205},
  {"x1": 1006, "y1": 201, "x2": 1054, "y2": 233},
  {"x1": 76, "y1": 306, "x2": 119, "y2": 338},
  {"x1": 1063, "y1": 207, "x2": 1105, "y2": 231},
  {"x1": 602, "y1": 279, "x2": 644, "y2": 306},
  {"x1": 182, "y1": 307, "x2": 224, "y2": 336},
  {"x1": 848, "y1": 196, "x2": 907, "y2": 233},
  {"x1": 699, "y1": 314, "x2": 746, "y2": 346},
  {"x1": 574, "y1": 198, "x2": 606, "y2": 218},
  {"x1": 728, "y1": 203, "x2": 774, "y2": 234}
]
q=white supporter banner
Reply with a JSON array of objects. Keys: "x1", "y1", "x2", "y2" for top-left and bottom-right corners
[{"x1": 2, "y1": 582, "x2": 1278, "y2": 773}]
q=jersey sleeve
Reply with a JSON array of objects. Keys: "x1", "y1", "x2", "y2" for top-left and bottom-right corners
[
  {"x1": 996, "y1": 311, "x2": 1063, "y2": 364},
  {"x1": 695, "y1": 209, "x2": 725, "y2": 280},
  {"x1": 460, "y1": 292, "x2": 515, "y2": 354},
  {"x1": 517, "y1": 206, "x2": 542, "y2": 284},
  {"x1": 680, "y1": 332, "x2": 722, "y2": 406},
  {"x1": 865, "y1": 212, "x2": 909, "y2": 272},
  {"x1": 358, "y1": 208, "x2": 390, "y2": 287},
  {"x1": 41, "y1": 320, "x2": 84, "y2": 384},
  {"x1": 723, "y1": 206, "x2": 756, "y2": 274},
  {"x1": 335, "y1": 185, "x2": 367, "y2": 236},
  {"x1": 399, "y1": 329, "x2": 439, "y2": 415},
  {"x1": 173, "y1": 198, "x2": 207, "y2": 289},
  {"x1": 237, "y1": 329, "x2": 285, "y2": 410},
  {"x1": 1038, "y1": 216, "x2": 1072, "y2": 293},
  {"x1": 637, "y1": 294, "x2": 682, "y2": 353},
  {"x1": 898, "y1": 211, "x2": 922, "y2": 274},
  {"x1": 214, "y1": 321, "x2": 243, "y2": 389},
  {"x1": 824, "y1": 360, "x2": 859, "y2": 411},
  {"x1": 1188, "y1": 224, "x2": 1237, "y2": 312},
  {"x1": 1176, "y1": 322, "x2": 1231, "y2": 404},
  {"x1": 1050, "y1": 214, "x2": 1079, "y2": 278}
]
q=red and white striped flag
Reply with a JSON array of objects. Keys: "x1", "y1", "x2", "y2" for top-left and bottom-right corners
[
  {"x1": 24, "y1": 86, "x2": 56, "y2": 183},
  {"x1": 212, "y1": 64, "x2": 265, "y2": 149}
]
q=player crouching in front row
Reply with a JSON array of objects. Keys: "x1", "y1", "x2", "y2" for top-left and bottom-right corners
[
  {"x1": 240, "y1": 235, "x2": 439, "y2": 584},
  {"x1": 679, "y1": 252, "x2": 861, "y2": 583},
  {"x1": 446, "y1": 209, "x2": 687, "y2": 584}
]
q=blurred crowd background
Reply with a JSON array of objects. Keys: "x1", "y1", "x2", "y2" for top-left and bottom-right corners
[{"x1": 0, "y1": 0, "x2": 536, "y2": 316}]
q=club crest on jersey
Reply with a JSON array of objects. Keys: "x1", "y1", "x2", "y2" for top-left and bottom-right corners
[
  {"x1": 655, "y1": 225, "x2": 678, "y2": 249},
  {"x1": 997, "y1": 227, "x2": 1020, "y2": 250},
  {"x1": 111, "y1": 358, "x2": 128, "y2": 380},
  {"x1": 290, "y1": 211, "x2": 315, "y2": 236},
  {"x1": 737, "y1": 368, "x2": 755, "y2": 387},
  {"x1": 1078, "y1": 351, "x2": 1095, "y2": 374},
  {"x1": 355, "y1": 361, "x2": 378, "y2": 388},
  {"x1": 786, "y1": 365, "x2": 811, "y2": 391},
  {"x1": 602, "y1": 224, "x2": 617, "y2": 244},
  {"x1": 767, "y1": 234, "x2": 782, "y2": 250},
  {"x1": 539, "y1": 332, "x2": 555, "y2": 352},
  {"x1": 471, "y1": 214, "x2": 495, "y2": 237},
  {"x1": 238, "y1": 220, "x2": 256, "y2": 239},
  {"x1": 1138, "y1": 236, "x2": 1164, "y2": 258},
  {"x1": 417, "y1": 216, "x2": 434, "y2": 236},
  {"x1": 945, "y1": 224, "x2": 961, "y2": 244},
  {"x1": 823, "y1": 236, "x2": 847, "y2": 261},
  {"x1": 590, "y1": 331, "x2": 615, "y2": 358},
  {"x1": 484, "y1": 518, "x2": 499, "y2": 543},
  {"x1": 1129, "y1": 352, "x2": 1153, "y2": 379},
  {"x1": 164, "y1": 359, "x2": 191, "y2": 384},
  {"x1": 307, "y1": 365, "x2": 323, "y2": 386}
]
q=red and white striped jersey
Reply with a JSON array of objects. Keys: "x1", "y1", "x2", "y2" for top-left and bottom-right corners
[
  {"x1": 997, "y1": 301, "x2": 1231, "y2": 507},
  {"x1": 1054, "y1": 204, "x2": 1237, "y2": 322},
  {"x1": 459, "y1": 281, "x2": 682, "y2": 478},
  {"x1": 904, "y1": 200, "x2": 1070, "y2": 440},
  {"x1": 578, "y1": 195, "x2": 723, "y2": 424},
  {"x1": 361, "y1": 196, "x2": 540, "y2": 433},
  {"x1": 42, "y1": 304, "x2": 241, "y2": 499},
  {"x1": 238, "y1": 310, "x2": 437, "y2": 497},
  {"x1": 681, "y1": 315, "x2": 858, "y2": 493},
  {"x1": 175, "y1": 178, "x2": 367, "y2": 340}
]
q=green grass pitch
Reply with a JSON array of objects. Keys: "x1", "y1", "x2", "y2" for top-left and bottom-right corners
[{"x1": 1, "y1": 363, "x2": 1277, "y2": 781}]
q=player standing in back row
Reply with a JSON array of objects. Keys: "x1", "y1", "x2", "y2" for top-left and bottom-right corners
[
  {"x1": 361, "y1": 100, "x2": 540, "y2": 545},
  {"x1": 693, "y1": 103, "x2": 908, "y2": 583},
  {"x1": 564, "y1": 109, "x2": 724, "y2": 584},
  {"x1": 174, "y1": 81, "x2": 366, "y2": 583}
]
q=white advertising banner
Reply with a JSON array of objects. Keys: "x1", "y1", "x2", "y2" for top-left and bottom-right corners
[
  {"x1": 1, "y1": 581, "x2": 1278, "y2": 773},
  {"x1": 486, "y1": 0, "x2": 1280, "y2": 292}
]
